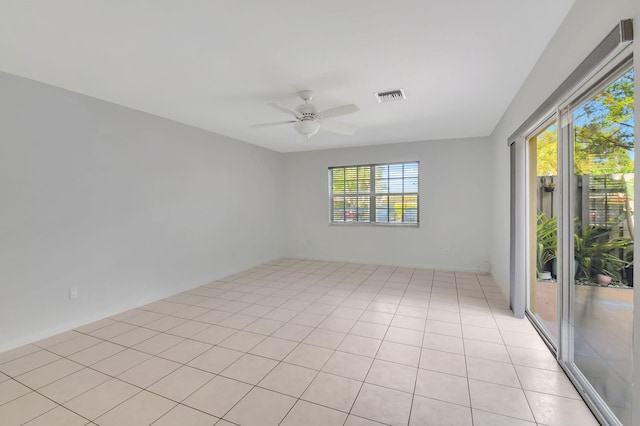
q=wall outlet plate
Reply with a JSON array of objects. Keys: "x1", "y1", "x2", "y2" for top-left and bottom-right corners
[{"x1": 69, "y1": 286, "x2": 79, "y2": 300}]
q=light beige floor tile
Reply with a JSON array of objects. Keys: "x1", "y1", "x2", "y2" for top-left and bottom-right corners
[
  {"x1": 91, "y1": 348, "x2": 151, "y2": 376},
  {"x1": 501, "y1": 331, "x2": 549, "y2": 351},
  {"x1": 183, "y1": 375, "x2": 252, "y2": 417},
  {"x1": 167, "y1": 320, "x2": 212, "y2": 338},
  {"x1": 322, "y1": 351, "x2": 372, "y2": 381},
  {"x1": 48, "y1": 334, "x2": 102, "y2": 356},
  {"x1": 281, "y1": 400, "x2": 347, "y2": 426},
  {"x1": 239, "y1": 304, "x2": 273, "y2": 317},
  {"x1": 351, "y1": 383, "x2": 413, "y2": 426},
  {"x1": 218, "y1": 331, "x2": 265, "y2": 352},
  {"x1": 460, "y1": 314, "x2": 497, "y2": 329},
  {"x1": 15, "y1": 358, "x2": 83, "y2": 389},
  {"x1": 462, "y1": 324, "x2": 503, "y2": 344},
  {"x1": 68, "y1": 341, "x2": 124, "y2": 366},
  {"x1": 525, "y1": 390, "x2": 599, "y2": 426},
  {"x1": 415, "y1": 369, "x2": 470, "y2": 406},
  {"x1": 271, "y1": 323, "x2": 314, "y2": 341},
  {"x1": 464, "y1": 339, "x2": 510, "y2": 363},
  {"x1": 39, "y1": 368, "x2": 110, "y2": 403},
  {"x1": 425, "y1": 320, "x2": 463, "y2": 337},
  {"x1": 419, "y1": 348, "x2": 466, "y2": 376},
  {"x1": 258, "y1": 362, "x2": 317, "y2": 397},
  {"x1": 359, "y1": 311, "x2": 394, "y2": 325},
  {"x1": 301, "y1": 372, "x2": 362, "y2": 412},
  {"x1": 427, "y1": 309, "x2": 461, "y2": 324},
  {"x1": 220, "y1": 353, "x2": 278, "y2": 384},
  {"x1": 319, "y1": 316, "x2": 356, "y2": 333},
  {"x1": 410, "y1": 395, "x2": 472, "y2": 426},
  {"x1": 191, "y1": 325, "x2": 237, "y2": 345},
  {"x1": 472, "y1": 409, "x2": 536, "y2": 426},
  {"x1": 422, "y1": 333, "x2": 464, "y2": 354},
  {"x1": 243, "y1": 318, "x2": 285, "y2": 335},
  {"x1": 94, "y1": 390, "x2": 175, "y2": 426},
  {"x1": 350, "y1": 321, "x2": 388, "y2": 339},
  {"x1": 158, "y1": 339, "x2": 212, "y2": 364},
  {"x1": 23, "y1": 405, "x2": 88, "y2": 426},
  {"x1": 144, "y1": 315, "x2": 187, "y2": 332},
  {"x1": 88, "y1": 322, "x2": 136, "y2": 340},
  {"x1": 0, "y1": 379, "x2": 31, "y2": 405},
  {"x1": 152, "y1": 403, "x2": 218, "y2": 426},
  {"x1": 467, "y1": 357, "x2": 520, "y2": 387},
  {"x1": 390, "y1": 315, "x2": 426, "y2": 331},
  {"x1": 515, "y1": 364, "x2": 580, "y2": 399},
  {"x1": 263, "y1": 308, "x2": 299, "y2": 322},
  {"x1": 0, "y1": 349, "x2": 61, "y2": 376},
  {"x1": 73, "y1": 319, "x2": 117, "y2": 334},
  {"x1": 0, "y1": 392, "x2": 57, "y2": 426},
  {"x1": 365, "y1": 359, "x2": 417, "y2": 393},
  {"x1": 249, "y1": 336, "x2": 297, "y2": 360},
  {"x1": 344, "y1": 414, "x2": 387, "y2": 425},
  {"x1": 284, "y1": 343, "x2": 333, "y2": 370},
  {"x1": 376, "y1": 341, "x2": 420, "y2": 367},
  {"x1": 303, "y1": 329, "x2": 347, "y2": 349},
  {"x1": 468, "y1": 379, "x2": 534, "y2": 422},
  {"x1": 224, "y1": 387, "x2": 296, "y2": 426},
  {"x1": 188, "y1": 346, "x2": 244, "y2": 374},
  {"x1": 117, "y1": 356, "x2": 180, "y2": 388},
  {"x1": 109, "y1": 327, "x2": 159, "y2": 347},
  {"x1": 64, "y1": 378, "x2": 140, "y2": 420},
  {"x1": 507, "y1": 346, "x2": 561, "y2": 371},
  {"x1": 337, "y1": 335, "x2": 382, "y2": 358},
  {"x1": 218, "y1": 313, "x2": 258, "y2": 329},
  {"x1": 148, "y1": 365, "x2": 214, "y2": 402},
  {"x1": 132, "y1": 333, "x2": 184, "y2": 355},
  {"x1": 384, "y1": 327, "x2": 423, "y2": 346},
  {"x1": 173, "y1": 306, "x2": 210, "y2": 319},
  {"x1": 291, "y1": 312, "x2": 326, "y2": 327}
]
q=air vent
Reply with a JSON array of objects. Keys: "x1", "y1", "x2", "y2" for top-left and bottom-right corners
[{"x1": 375, "y1": 89, "x2": 406, "y2": 103}]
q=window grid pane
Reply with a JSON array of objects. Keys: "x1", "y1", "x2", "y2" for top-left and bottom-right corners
[{"x1": 331, "y1": 162, "x2": 418, "y2": 224}]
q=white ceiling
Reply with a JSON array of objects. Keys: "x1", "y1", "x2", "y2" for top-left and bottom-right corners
[{"x1": 0, "y1": 1, "x2": 575, "y2": 153}]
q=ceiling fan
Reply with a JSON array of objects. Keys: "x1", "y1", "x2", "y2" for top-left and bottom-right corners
[{"x1": 253, "y1": 90, "x2": 359, "y2": 142}]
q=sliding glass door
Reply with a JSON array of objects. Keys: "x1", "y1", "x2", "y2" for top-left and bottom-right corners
[
  {"x1": 528, "y1": 120, "x2": 560, "y2": 346},
  {"x1": 569, "y1": 66, "x2": 634, "y2": 425},
  {"x1": 524, "y1": 62, "x2": 634, "y2": 425}
]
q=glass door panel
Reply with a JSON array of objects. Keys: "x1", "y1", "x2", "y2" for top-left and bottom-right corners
[
  {"x1": 528, "y1": 121, "x2": 559, "y2": 345},
  {"x1": 571, "y1": 68, "x2": 634, "y2": 425}
]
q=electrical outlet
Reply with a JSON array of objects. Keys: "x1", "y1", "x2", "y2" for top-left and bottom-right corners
[
  {"x1": 69, "y1": 286, "x2": 79, "y2": 300},
  {"x1": 444, "y1": 247, "x2": 451, "y2": 255}
]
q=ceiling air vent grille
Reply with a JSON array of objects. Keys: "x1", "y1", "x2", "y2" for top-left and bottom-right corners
[{"x1": 375, "y1": 89, "x2": 406, "y2": 103}]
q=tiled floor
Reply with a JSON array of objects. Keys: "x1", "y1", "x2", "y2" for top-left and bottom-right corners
[{"x1": 0, "y1": 258, "x2": 599, "y2": 425}]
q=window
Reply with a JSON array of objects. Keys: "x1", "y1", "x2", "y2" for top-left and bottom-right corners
[{"x1": 329, "y1": 162, "x2": 419, "y2": 224}]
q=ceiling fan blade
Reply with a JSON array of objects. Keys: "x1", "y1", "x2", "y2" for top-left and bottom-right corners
[
  {"x1": 318, "y1": 104, "x2": 359, "y2": 119},
  {"x1": 268, "y1": 102, "x2": 301, "y2": 117},
  {"x1": 251, "y1": 120, "x2": 297, "y2": 128},
  {"x1": 321, "y1": 119, "x2": 358, "y2": 136}
]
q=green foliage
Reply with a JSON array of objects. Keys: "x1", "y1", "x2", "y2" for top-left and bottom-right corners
[
  {"x1": 536, "y1": 212, "x2": 557, "y2": 277},
  {"x1": 573, "y1": 69, "x2": 634, "y2": 175},
  {"x1": 574, "y1": 219, "x2": 633, "y2": 281}
]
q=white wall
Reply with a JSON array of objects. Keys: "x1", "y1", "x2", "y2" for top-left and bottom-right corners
[
  {"x1": 283, "y1": 138, "x2": 493, "y2": 271},
  {"x1": 487, "y1": 0, "x2": 639, "y2": 420},
  {"x1": 0, "y1": 71, "x2": 285, "y2": 351}
]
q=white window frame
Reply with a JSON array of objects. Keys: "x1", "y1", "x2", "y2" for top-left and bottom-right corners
[{"x1": 328, "y1": 162, "x2": 419, "y2": 226}]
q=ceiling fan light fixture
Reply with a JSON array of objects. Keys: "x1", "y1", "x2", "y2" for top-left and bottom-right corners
[{"x1": 294, "y1": 120, "x2": 321, "y2": 136}]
